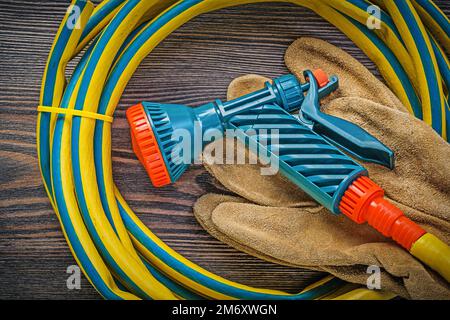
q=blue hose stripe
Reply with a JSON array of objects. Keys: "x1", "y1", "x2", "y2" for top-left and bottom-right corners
[
  {"x1": 51, "y1": 34, "x2": 128, "y2": 299},
  {"x1": 74, "y1": 33, "x2": 194, "y2": 299},
  {"x1": 95, "y1": 22, "x2": 150, "y2": 232},
  {"x1": 73, "y1": 0, "x2": 214, "y2": 300},
  {"x1": 345, "y1": 0, "x2": 404, "y2": 41},
  {"x1": 71, "y1": 119, "x2": 152, "y2": 299},
  {"x1": 96, "y1": 0, "x2": 276, "y2": 299},
  {"x1": 52, "y1": 61, "x2": 124, "y2": 299},
  {"x1": 40, "y1": 0, "x2": 449, "y2": 300},
  {"x1": 70, "y1": 47, "x2": 192, "y2": 299},
  {"x1": 415, "y1": 0, "x2": 450, "y2": 37},
  {"x1": 428, "y1": 34, "x2": 450, "y2": 139},
  {"x1": 342, "y1": 0, "x2": 424, "y2": 118},
  {"x1": 140, "y1": 257, "x2": 205, "y2": 300},
  {"x1": 39, "y1": 0, "x2": 89, "y2": 197},
  {"x1": 51, "y1": 121, "x2": 123, "y2": 300},
  {"x1": 394, "y1": 0, "x2": 444, "y2": 134},
  {"x1": 74, "y1": 0, "x2": 141, "y2": 111},
  {"x1": 95, "y1": 0, "x2": 206, "y2": 227},
  {"x1": 345, "y1": 14, "x2": 423, "y2": 118},
  {"x1": 430, "y1": 36, "x2": 450, "y2": 91},
  {"x1": 68, "y1": 0, "x2": 158, "y2": 299},
  {"x1": 38, "y1": 0, "x2": 125, "y2": 299},
  {"x1": 79, "y1": 0, "x2": 126, "y2": 45},
  {"x1": 94, "y1": 0, "x2": 342, "y2": 299},
  {"x1": 118, "y1": 200, "x2": 344, "y2": 300},
  {"x1": 42, "y1": 0, "x2": 88, "y2": 106}
]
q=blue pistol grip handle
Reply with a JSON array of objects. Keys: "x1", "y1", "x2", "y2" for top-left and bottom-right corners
[
  {"x1": 304, "y1": 111, "x2": 395, "y2": 169},
  {"x1": 226, "y1": 103, "x2": 367, "y2": 214},
  {"x1": 300, "y1": 69, "x2": 394, "y2": 169}
]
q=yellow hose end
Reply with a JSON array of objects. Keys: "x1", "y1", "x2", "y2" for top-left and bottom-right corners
[{"x1": 410, "y1": 233, "x2": 450, "y2": 283}]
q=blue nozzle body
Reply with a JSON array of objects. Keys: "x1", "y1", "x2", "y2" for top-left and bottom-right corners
[
  {"x1": 216, "y1": 73, "x2": 338, "y2": 120},
  {"x1": 218, "y1": 74, "x2": 304, "y2": 118},
  {"x1": 127, "y1": 70, "x2": 394, "y2": 214},
  {"x1": 133, "y1": 73, "x2": 339, "y2": 173}
]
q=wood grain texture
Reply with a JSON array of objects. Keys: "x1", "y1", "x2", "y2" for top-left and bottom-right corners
[{"x1": 0, "y1": 0, "x2": 448, "y2": 300}]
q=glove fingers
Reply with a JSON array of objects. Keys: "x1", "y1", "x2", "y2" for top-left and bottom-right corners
[
  {"x1": 285, "y1": 37, "x2": 407, "y2": 112},
  {"x1": 193, "y1": 193, "x2": 305, "y2": 267},
  {"x1": 194, "y1": 193, "x2": 247, "y2": 239},
  {"x1": 210, "y1": 201, "x2": 385, "y2": 267}
]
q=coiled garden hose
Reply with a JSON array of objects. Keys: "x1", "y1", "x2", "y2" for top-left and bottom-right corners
[{"x1": 37, "y1": 0, "x2": 449, "y2": 300}]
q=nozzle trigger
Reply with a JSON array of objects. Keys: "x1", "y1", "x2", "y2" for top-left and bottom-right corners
[{"x1": 298, "y1": 70, "x2": 395, "y2": 169}]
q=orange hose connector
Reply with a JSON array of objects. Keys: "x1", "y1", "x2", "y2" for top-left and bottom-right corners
[{"x1": 339, "y1": 176, "x2": 426, "y2": 250}]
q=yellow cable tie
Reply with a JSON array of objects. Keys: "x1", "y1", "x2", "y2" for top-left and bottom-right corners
[{"x1": 37, "y1": 106, "x2": 113, "y2": 123}]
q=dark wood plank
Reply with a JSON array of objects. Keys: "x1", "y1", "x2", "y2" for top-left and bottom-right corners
[{"x1": 0, "y1": 0, "x2": 448, "y2": 299}]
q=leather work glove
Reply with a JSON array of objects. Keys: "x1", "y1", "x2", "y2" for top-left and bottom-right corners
[{"x1": 193, "y1": 38, "x2": 450, "y2": 299}]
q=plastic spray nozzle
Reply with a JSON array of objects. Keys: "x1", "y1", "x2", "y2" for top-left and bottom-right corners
[
  {"x1": 126, "y1": 70, "x2": 337, "y2": 187},
  {"x1": 126, "y1": 69, "x2": 392, "y2": 188}
]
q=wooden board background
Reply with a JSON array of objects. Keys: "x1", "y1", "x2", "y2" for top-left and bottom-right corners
[{"x1": 0, "y1": 0, "x2": 448, "y2": 299}]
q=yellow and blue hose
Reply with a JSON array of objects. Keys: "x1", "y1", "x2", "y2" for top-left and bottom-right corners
[{"x1": 37, "y1": 0, "x2": 449, "y2": 300}]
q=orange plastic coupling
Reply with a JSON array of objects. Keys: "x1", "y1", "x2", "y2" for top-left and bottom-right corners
[
  {"x1": 339, "y1": 176, "x2": 426, "y2": 250},
  {"x1": 313, "y1": 69, "x2": 330, "y2": 88},
  {"x1": 126, "y1": 103, "x2": 172, "y2": 187}
]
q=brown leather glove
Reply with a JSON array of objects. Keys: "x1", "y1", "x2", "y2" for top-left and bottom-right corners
[{"x1": 194, "y1": 38, "x2": 450, "y2": 299}]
